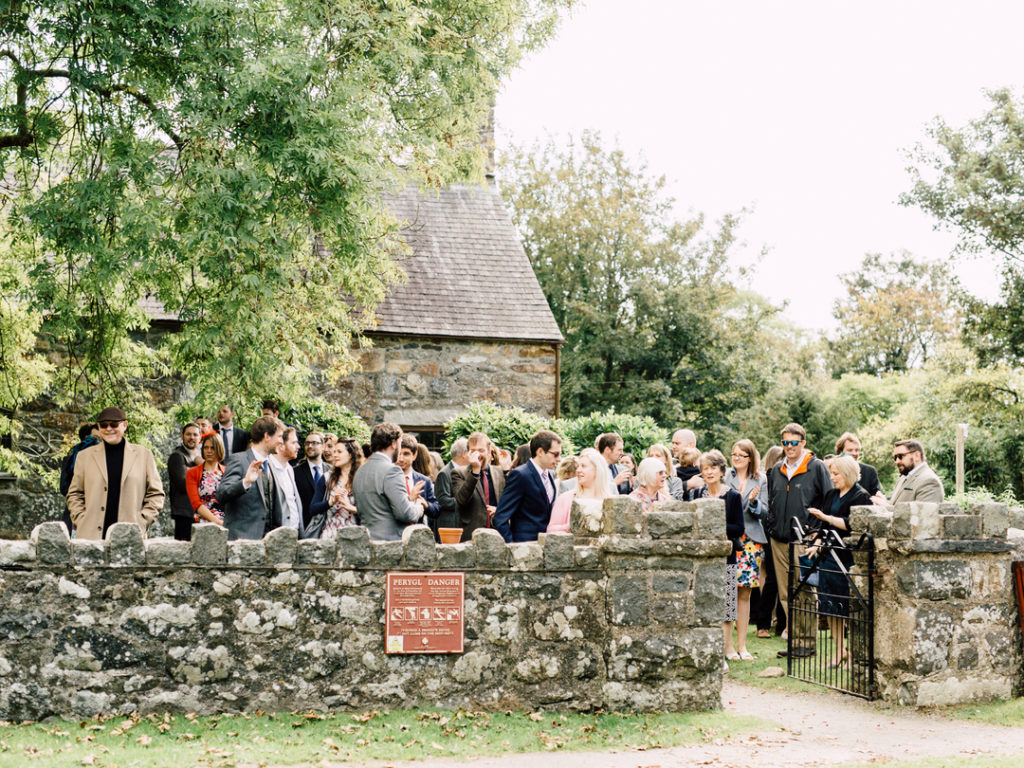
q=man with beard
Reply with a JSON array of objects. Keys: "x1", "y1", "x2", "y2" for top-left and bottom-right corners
[
  {"x1": 872, "y1": 439, "x2": 944, "y2": 505},
  {"x1": 168, "y1": 422, "x2": 202, "y2": 541}
]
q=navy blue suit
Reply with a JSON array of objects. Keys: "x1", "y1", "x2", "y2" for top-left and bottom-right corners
[
  {"x1": 492, "y1": 461, "x2": 554, "y2": 543},
  {"x1": 410, "y1": 470, "x2": 440, "y2": 521}
]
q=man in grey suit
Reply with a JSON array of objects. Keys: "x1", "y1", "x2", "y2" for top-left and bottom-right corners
[
  {"x1": 872, "y1": 439, "x2": 944, "y2": 505},
  {"x1": 218, "y1": 416, "x2": 286, "y2": 540},
  {"x1": 352, "y1": 422, "x2": 426, "y2": 541},
  {"x1": 431, "y1": 438, "x2": 469, "y2": 538}
]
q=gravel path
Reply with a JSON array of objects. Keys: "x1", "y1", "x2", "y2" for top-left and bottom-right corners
[{"x1": 318, "y1": 681, "x2": 1024, "y2": 768}]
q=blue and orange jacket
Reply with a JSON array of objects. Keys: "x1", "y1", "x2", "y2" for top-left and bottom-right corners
[{"x1": 765, "y1": 451, "x2": 831, "y2": 542}]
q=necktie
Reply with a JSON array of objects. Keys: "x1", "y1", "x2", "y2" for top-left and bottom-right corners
[
  {"x1": 543, "y1": 470, "x2": 554, "y2": 503},
  {"x1": 222, "y1": 430, "x2": 231, "y2": 461},
  {"x1": 312, "y1": 463, "x2": 322, "y2": 487},
  {"x1": 405, "y1": 475, "x2": 412, "y2": 497},
  {"x1": 480, "y1": 468, "x2": 490, "y2": 507}
]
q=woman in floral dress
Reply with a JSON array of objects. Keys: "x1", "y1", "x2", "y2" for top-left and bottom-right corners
[
  {"x1": 311, "y1": 437, "x2": 362, "y2": 538},
  {"x1": 186, "y1": 432, "x2": 225, "y2": 525}
]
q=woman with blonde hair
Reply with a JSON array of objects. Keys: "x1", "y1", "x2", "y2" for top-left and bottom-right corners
[
  {"x1": 547, "y1": 448, "x2": 610, "y2": 532},
  {"x1": 725, "y1": 439, "x2": 768, "y2": 659}
]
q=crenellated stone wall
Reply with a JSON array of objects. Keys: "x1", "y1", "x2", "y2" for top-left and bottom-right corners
[
  {"x1": 851, "y1": 501, "x2": 1023, "y2": 707},
  {"x1": 0, "y1": 497, "x2": 729, "y2": 720}
]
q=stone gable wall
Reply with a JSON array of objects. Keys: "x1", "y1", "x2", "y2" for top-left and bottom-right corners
[
  {"x1": 0, "y1": 497, "x2": 728, "y2": 720},
  {"x1": 330, "y1": 336, "x2": 558, "y2": 427}
]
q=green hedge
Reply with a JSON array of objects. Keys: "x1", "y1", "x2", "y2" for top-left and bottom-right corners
[
  {"x1": 442, "y1": 402, "x2": 575, "y2": 458},
  {"x1": 555, "y1": 410, "x2": 669, "y2": 459},
  {"x1": 279, "y1": 399, "x2": 371, "y2": 443}
]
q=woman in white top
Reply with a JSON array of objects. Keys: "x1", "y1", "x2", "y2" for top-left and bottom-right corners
[{"x1": 547, "y1": 448, "x2": 611, "y2": 532}]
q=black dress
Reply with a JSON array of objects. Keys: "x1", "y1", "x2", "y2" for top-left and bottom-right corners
[{"x1": 813, "y1": 484, "x2": 871, "y2": 617}]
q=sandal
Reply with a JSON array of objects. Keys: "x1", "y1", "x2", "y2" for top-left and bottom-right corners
[
  {"x1": 739, "y1": 650, "x2": 754, "y2": 661},
  {"x1": 756, "y1": 629, "x2": 771, "y2": 639},
  {"x1": 725, "y1": 652, "x2": 741, "y2": 661}
]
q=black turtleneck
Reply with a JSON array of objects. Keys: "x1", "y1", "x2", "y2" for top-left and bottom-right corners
[{"x1": 103, "y1": 439, "x2": 126, "y2": 536}]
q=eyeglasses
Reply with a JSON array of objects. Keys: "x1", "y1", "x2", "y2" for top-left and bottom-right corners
[
  {"x1": 892, "y1": 452, "x2": 910, "y2": 461},
  {"x1": 98, "y1": 421, "x2": 123, "y2": 429},
  {"x1": 305, "y1": 440, "x2": 322, "y2": 446},
  {"x1": 781, "y1": 440, "x2": 802, "y2": 447},
  {"x1": 730, "y1": 452, "x2": 747, "y2": 458}
]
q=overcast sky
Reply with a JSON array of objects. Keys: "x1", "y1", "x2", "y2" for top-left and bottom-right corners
[{"x1": 495, "y1": 0, "x2": 1022, "y2": 331}]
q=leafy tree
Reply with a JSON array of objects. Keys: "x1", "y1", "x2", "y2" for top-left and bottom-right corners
[
  {"x1": 442, "y1": 401, "x2": 573, "y2": 458},
  {"x1": 500, "y1": 132, "x2": 780, "y2": 433},
  {"x1": 903, "y1": 88, "x2": 1024, "y2": 363},
  {"x1": 553, "y1": 410, "x2": 667, "y2": 459},
  {"x1": 826, "y1": 252, "x2": 962, "y2": 376},
  {"x1": 0, "y1": 0, "x2": 569, "y2": 469}
]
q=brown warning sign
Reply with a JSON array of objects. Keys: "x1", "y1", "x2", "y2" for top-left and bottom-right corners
[{"x1": 385, "y1": 571, "x2": 465, "y2": 654}]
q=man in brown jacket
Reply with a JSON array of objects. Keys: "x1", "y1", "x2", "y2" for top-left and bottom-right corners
[
  {"x1": 67, "y1": 406, "x2": 165, "y2": 540},
  {"x1": 451, "y1": 431, "x2": 508, "y2": 542}
]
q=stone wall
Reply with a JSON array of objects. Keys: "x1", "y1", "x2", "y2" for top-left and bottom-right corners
[
  {"x1": 0, "y1": 497, "x2": 729, "y2": 720},
  {"x1": 852, "y1": 501, "x2": 1023, "y2": 707},
  {"x1": 329, "y1": 335, "x2": 558, "y2": 427}
]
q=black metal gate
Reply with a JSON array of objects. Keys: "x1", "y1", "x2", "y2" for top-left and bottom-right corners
[{"x1": 787, "y1": 522, "x2": 876, "y2": 699}]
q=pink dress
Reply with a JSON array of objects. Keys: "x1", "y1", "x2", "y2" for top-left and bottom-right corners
[
  {"x1": 321, "y1": 486, "x2": 358, "y2": 539},
  {"x1": 546, "y1": 492, "x2": 576, "y2": 533}
]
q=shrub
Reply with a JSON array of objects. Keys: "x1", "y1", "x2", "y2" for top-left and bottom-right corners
[
  {"x1": 555, "y1": 410, "x2": 669, "y2": 459},
  {"x1": 279, "y1": 399, "x2": 370, "y2": 443},
  {"x1": 442, "y1": 402, "x2": 574, "y2": 458}
]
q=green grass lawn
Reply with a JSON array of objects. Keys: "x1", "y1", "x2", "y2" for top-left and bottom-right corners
[
  {"x1": 722, "y1": 625, "x2": 824, "y2": 694},
  {"x1": 0, "y1": 707, "x2": 769, "y2": 768},
  {"x1": 943, "y1": 697, "x2": 1024, "y2": 727},
  {"x1": 837, "y1": 757, "x2": 1024, "y2": 768}
]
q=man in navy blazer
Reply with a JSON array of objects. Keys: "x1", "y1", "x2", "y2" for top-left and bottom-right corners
[
  {"x1": 492, "y1": 430, "x2": 563, "y2": 543},
  {"x1": 397, "y1": 435, "x2": 440, "y2": 523}
]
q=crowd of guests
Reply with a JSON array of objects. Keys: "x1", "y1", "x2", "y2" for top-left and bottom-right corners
[{"x1": 60, "y1": 402, "x2": 946, "y2": 667}]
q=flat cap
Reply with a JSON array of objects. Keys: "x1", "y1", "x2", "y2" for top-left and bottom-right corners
[{"x1": 95, "y1": 406, "x2": 126, "y2": 422}]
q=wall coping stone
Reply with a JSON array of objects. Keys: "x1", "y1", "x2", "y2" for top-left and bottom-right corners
[
  {"x1": 108, "y1": 522, "x2": 145, "y2": 566},
  {"x1": 192, "y1": 524, "x2": 227, "y2": 565},
  {"x1": 146, "y1": 537, "x2": 191, "y2": 566}
]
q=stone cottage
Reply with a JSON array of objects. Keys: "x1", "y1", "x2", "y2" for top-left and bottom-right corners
[{"x1": 329, "y1": 179, "x2": 564, "y2": 450}]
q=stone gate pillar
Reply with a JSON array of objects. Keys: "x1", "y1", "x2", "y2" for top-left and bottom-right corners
[{"x1": 852, "y1": 501, "x2": 1022, "y2": 706}]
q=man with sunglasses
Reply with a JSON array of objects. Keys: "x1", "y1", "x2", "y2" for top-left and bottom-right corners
[
  {"x1": 67, "y1": 407, "x2": 165, "y2": 541},
  {"x1": 765, "y1": 422, "x2": 831, "y2": 658},
  {"x1": 871, "y1": 440, "x2": 944, "y2": 505}
]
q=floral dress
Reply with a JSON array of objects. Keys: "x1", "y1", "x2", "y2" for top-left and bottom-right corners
[
  {"x1": 321, "y1": 485, "x2": 358, "y2": 539},
  {"x1": 195, "y1": 468, "x2": 223, "y2": 523},
  {"x1": 629, "y1": 487, "x2": 669, "y2": 512}
]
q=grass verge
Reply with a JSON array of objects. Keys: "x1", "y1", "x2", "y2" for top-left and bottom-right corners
[
  {"x1": 722, "y1": 626, "x2": 824, "y2": 694},
  {"x1": 943, "y1": 697, "x2": 1024, "y2": 727},
  {"x1": 0, "y1": 707, "x2": 769, "y2": 768},
  {"x1": 837, "y1": 757, "x2": 1024, "y2": 768}
]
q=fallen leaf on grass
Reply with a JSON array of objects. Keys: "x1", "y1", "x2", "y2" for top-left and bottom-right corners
[
  {"x1": 137, "y1": 735, "x2": 152, "y2": 746},
  {"x1": 528, "y1": 712, "x2": 545, "y2": 721},
  {"x1": 430, "y1": 741, "x2": 444, "y2": 751}
]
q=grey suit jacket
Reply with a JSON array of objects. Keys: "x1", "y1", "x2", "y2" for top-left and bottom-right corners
[
  {"x1": 352, "y1": 452, "x2": 424, "y2": 541},
  {"x1": 218, "y1": 449, "x2": 285, "y2": 541},
  {"x1": 890, "y1": 462, "x2": 945, "y2": 504},
  {"x1": 433, "y1": 461, "x2": 460, "y2": 530}
]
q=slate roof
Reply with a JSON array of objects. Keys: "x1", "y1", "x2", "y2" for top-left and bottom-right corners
[{"x1": 377, "y1": 182, "x2": 563, "y2": 344}]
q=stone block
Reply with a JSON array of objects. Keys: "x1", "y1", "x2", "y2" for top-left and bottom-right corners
[
  {"x1": 574, "y1": 545, "x2": 600, "y2": 569},
  {"x1": 31, "y1": 521, "x2": 71, "y2": 564},
  {"x1": 336, "y1": 526, "x2": 371, "y2": 567},
  {"x1": 297, "y1": 538, "x2": 337, "y2": 566},
  {"x1": 651, "y1": 540, "x2": 730, "y2": 557},
  {"x1": 71, "y1": 539, "x2": 105, "y2": 565},
  {"x1": 146, "y1": 538, "x2": 191, "y2": 566},
  {"x1": 913, "y1": 609, "x2": 954, "y2": 675},
  {"x1": 227, "y1": 539, "x2": 265, "y2": 566},
  {"x1": 191, "y1": 524, "x2": 227, "y2": 565},
  {"x1": 107, "y1": 523, "x2": 145, "y2": 566},
  {"x1": 599, "y1": 536, "x2": 654, "y2": 555},
  {"x1": 603, "y1": 496, "x2": 644, "y2": 535},
  {"x1": 509, "y1": 542, "x2": 543, "y2": 570},
  {"x1": 941, "y1": 515, "x2": 981, "y2": 539},
  {"x1": 0, "y1": 539, "x2": 35, "y2": 567},
  {"x1": 893, "y1": 502, "x2": 941, "y2": 540},
  {"x1": 570, "y1": 500, "x2": 604, "y2": 536},
  {"x1": 264, "y1": 527, "x2": 298, "y2": 565},
  {"x1": 850, "y1": 505, "x2": 892, "y2": 538},
  {"x1": 652, "y1": 572, "x2": 691, "y2": 593},
  {"x1": 402, "y1": 524, "x2": 436, "y2": 569},
  {"x1": 897, "y1": 560, "x2": 973, "y2": 600},
  {"x1": 609, "y1": 575, "x2": 648, "y2": 625},
  {"x1": 436, "y1": 542, "x2": 476, "y2": 569},
  {"x1": 370, "y1": 540, "x2": 403, "y2": 568},
  {"x1": 694, "y1": 562, "x2": 726, "y2": 625},
  {"x1": 693, "y1": 497, "x2": 726, "y2": 539},
  {"x1": 972, "y1": 502, "x2": 1009, "y2": 539},
  {"x1": 472, "y1": 528, "x2": 509, "y2": 568},
  {"x1": 646, "y1": 507, "x2": 695, "y2": 539},
  {"x1": 1008, "y1": 507, "x2": 1024, "y2": 531},
  {"x1": 541, "y1": 532, "x2": 575, "y2": 570}
]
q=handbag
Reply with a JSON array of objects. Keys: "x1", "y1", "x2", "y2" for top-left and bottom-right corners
[
  {"x1": 302, "y1": 512, "x2": 327, "y2": 540},
  {"x1": 798, "y1": 554, "x2": 820, "y2": 587}
]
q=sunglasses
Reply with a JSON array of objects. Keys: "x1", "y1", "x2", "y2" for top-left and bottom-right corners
[
  {"x1": 781, "y1": 439, "x2": 802, "y2": 447},
  {"x1": 98, "y1": 420, "x2": 123, "y2": 429},
  {"x1": 892, "y1": 452, "x2": 910, "y2": 461}
]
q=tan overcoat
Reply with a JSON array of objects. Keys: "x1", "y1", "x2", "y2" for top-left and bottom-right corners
[{"x1": 67, "y1": 440, "x2": 165, "y2": 540}]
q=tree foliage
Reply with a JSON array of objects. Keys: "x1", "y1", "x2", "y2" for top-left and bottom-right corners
[
  {"x1": 442, "y1": 401, "x2": 573, "y2": 458},
  {"x1": 827, "y1": 252, "x2": 962, "y2": 376},
  {"x1": 903, "y1": 88, "x2": 1024, "y2": 363},
  {"x1": 0, "y1": 0, "x2": 570, "y2": 469},
  {"x1": 500, "y1": 132, "x2": 781, "y2": 433},
  {"x1": 553, "y1": 410, "x2": 667, "y2": 460}
]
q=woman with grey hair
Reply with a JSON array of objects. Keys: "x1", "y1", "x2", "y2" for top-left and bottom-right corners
[
  {"x1": 629, "y1": 457, "x2": 670, "y2": 512},
  {"x1": 646, "y1": 443, "x2": 685, "y2": 500}
]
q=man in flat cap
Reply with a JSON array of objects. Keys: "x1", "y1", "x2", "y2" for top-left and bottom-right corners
[{"x1": 67, "y1": 406, "x2": 165, "y2": 540}]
